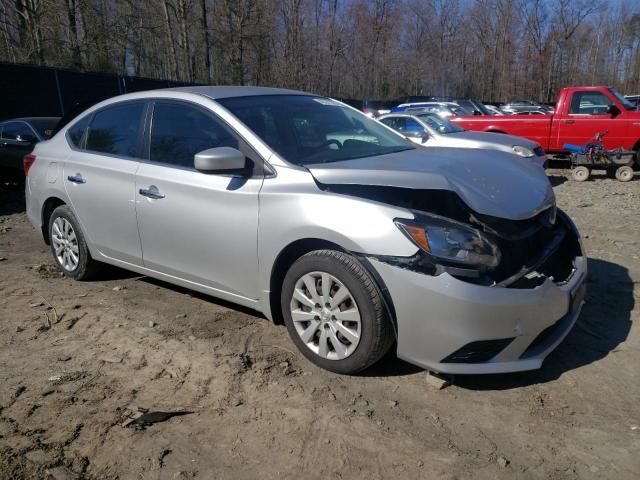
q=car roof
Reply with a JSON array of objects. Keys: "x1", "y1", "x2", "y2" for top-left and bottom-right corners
[
  {"x1": 0, "y1": 116, "x2": 61, "y2": 124},
  {"x1": 168, "y1": 85, "x2": 311, "y2": 99}
]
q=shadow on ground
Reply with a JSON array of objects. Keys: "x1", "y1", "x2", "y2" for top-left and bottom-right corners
[
  {"x1": 454, "y1": 258, "x2": 633, "y2": 390},
  {"x1": 0, "y1": 186, "x2": 26, "y2": 216},
  {"x1": 87, "y1": 257, "x2": 632, "y2": 384},
  {"x1": 547, "y1": 174, "x2": 568, "y2": 187}
]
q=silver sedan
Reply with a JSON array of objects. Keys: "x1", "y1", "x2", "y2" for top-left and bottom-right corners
[
  {"x1": 379, "y1": 112, "x2": 548, "y2": 167},
  {"x1": 25, "y1": 87, "x2": 586, "y2": 375}
]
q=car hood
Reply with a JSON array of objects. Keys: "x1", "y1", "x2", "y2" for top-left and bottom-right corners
[
  {"x1": 444, "y1": 131, "x2": 541, "y2": 150},
  {"x1": 306, "y1": 147, "x2": 554, "y2": 221}
]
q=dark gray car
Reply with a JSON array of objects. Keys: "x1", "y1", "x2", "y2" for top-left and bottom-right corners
[{"x1": 0, "y1": 117, "x2": 59, "y2": 181}]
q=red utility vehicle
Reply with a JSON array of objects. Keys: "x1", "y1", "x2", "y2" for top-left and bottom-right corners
[{"x1": 452, "y1": 86, "x2": 640, "y2": 164}]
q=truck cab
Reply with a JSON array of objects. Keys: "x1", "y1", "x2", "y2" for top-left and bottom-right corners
[{"x1": 452, "y1": 86, "x2": 640, "y2": 160}]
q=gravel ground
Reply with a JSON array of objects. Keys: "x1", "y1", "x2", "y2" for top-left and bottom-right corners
[{"x1": 0, "y1": 169, "x2": 638, "y2": 480}]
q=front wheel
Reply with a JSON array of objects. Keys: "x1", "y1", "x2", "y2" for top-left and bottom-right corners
[
  {"x1": 49, "y1": 205, "x2": 101, "y2": 280},
  {"x1": 281, "y1": 250, "x2": 394, "y2": 374}
]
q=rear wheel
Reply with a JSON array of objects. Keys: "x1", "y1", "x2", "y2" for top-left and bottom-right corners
[
  {"x1": 572, "y1": 166, "x2": 590, "y2": 182},
  {"x1": 615, "y1": 165, "x2": 634, "y2": 182},
  {"x1": 281, "y1": 250, "x2": 394, "y2": 374},
  {"x1": 49, "y1": 205, "x2": 101, "y2": 280}
]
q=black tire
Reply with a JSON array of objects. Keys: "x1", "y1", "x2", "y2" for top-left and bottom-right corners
[
  {"x1": 48, "y1": 205, "x2": 101, "y2": 280},
  {"x1": 281, "y1": 249, "x2": 394, "y2": 374}
]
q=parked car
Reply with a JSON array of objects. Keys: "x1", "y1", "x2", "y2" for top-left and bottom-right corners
[
  {"x1": 452, "y1": 86, "x2": 640, "y2": 164},
  {"x1": 483, "y1": 104, "x2": 505, "y2": 115},
  {"x1": 500, "y1": 100, "x2": 552, "y2": 115},
  {"x1": 438, "y1": 97, "x2": 497, "y2": 116},
  {"x1": 25, "y1": 87, "x2": 587, "y2": 375},
  {"x1": 378, "y1": 112, "x2": 547, "y2": 167},
  {"x1": 0, "y1": 117, "x2": 59, "y2": 182},
  {"x1": 623, "y1": 95, "x2": 639, "y2": 110},
  {"x1": 392, "y1": 102, "x2": 469, "y2": 118},
  {"x1": 505, "y1": 110, "x2": 550, "y2": 115}
]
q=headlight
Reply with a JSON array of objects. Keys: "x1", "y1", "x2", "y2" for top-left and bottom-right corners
[
  {"x1": 395, "y1": 213, "x2": 501, "y2": 268},
  {"x1": 512, "y1": 145, "x2": 534, "y2": 157}
]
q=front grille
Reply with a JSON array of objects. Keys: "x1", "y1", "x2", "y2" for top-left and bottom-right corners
[
  {"x1": 472, "y1": 206, "x2": 556, "y2": 240},
  {"x1": 482, "y1": 211, "x2": 580, "y2": 286},
  {"x1": 490, "y1": 226, "x2": 554, "y2": 282},
  {"x1": 441, "y1": 338, "x2": 515, "y2": 363}
]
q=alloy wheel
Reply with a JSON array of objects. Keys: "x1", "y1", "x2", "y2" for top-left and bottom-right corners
[
  {"x1": 289, "y1": 271, "x2": 361, "y2": 360},
  {"x1": 51, "y1": 217, "x2": 80, "y2": 271}
]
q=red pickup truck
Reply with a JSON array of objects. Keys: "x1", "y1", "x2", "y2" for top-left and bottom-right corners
[{"x1": 452, "y1": 86, "x2": 640, "y2": 164}]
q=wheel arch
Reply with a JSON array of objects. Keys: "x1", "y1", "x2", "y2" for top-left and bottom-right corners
[
  {"x1": 41, "y1": 196, "x2": 67, "y2": 244},
  {"x1": 268, "y1": 238, "x2": 398, "y2": 338}
]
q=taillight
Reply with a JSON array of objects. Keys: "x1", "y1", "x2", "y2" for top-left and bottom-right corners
[{"x1": 23, "y1": 154, "x2": 36, "y2": 176}]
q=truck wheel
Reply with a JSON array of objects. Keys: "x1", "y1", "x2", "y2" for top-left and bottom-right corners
[
  {"x1": 281, "y1": 250, "x2": 394, "y2": 374},
  {"x1": 615, "y1": 166, "x2": 634, "y2": 182},
  {"x1": 572, "y1": 166, "x2": 590, "y2": 182}
]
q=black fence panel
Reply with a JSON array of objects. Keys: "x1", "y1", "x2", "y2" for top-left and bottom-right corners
[
  {"x1": 0, "y1": 62, "x2": 201, "y2": 122},
  {"x1": 57, "y1": 70, "x2": 122, "y2": 113},
  {"x1": 122, "y1": 76, "x2": 170, "y2": 93},
  {"x1": 0, "y1": 63, "x2": 62, "y2": 120}
]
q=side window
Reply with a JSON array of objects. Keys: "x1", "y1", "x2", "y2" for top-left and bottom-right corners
[
  {"x1": 86, "y1": 102, "x2": 146, "y2": 157},
  {"x1": 403, "y1": 118, "x2": 423, "y2": 133},
  {"x1": 380, "y1": 117, "x2": 399, "y2": 129},
  {"x1": 150, "y1": 102, "x2": 239, "y2": 167},
  {"x1": 67, "y1": 115, "x2": 91, "y2": 148},
  {"x1": 569, "y1": 92, "x2": 614, "y2": 115},
  {"x1": 2, "y1": 122, "x2": 36, "y2": 142}
]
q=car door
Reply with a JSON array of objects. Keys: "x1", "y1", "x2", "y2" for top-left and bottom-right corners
[
  {"x1": 134, "y1": 100, "x2": 262, "y2": 300},
  {"x1": 63, "y1": 102, "x2": 146, "y2": 265},
  {"x1": 0, "y1": 121, "x2": 39, "y2": 174},
  {"x1": 557, "y1": 90, "x2": 627, "y2": 148}
]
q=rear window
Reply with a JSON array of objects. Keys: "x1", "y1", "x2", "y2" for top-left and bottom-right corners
[
  {"x1": 67, "y1": 115, "x2": 91, "y2": 148},
  {"x1": 86, "y1": 102, "x2": 146, "y2": 157}
]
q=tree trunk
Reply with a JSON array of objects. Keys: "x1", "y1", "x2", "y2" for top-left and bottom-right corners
[
  {"x1": 162, "y1": 0, "x2": 180, "y2": 80},
  {"x1": 200, "y1": 0, "x2": 212, "y2": 82}
]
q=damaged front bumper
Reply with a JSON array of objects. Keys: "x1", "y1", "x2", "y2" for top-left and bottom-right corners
[{"x1": 368, "y1": 214, "x2": 587, "y2": 374}]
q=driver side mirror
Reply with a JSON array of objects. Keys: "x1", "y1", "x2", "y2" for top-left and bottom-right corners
[
  {"x1": 194, "y1": 147, "x2": 249, "y2": 174},
  {"x1": 608, "y1": 104, "x2": 621, "y2": 118}
]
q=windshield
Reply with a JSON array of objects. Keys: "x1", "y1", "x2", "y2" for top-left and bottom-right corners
[
  {"x1": 448, "y1": 105, "x2": 469, "y2": 116},
  {"x1": 416, "y1": 113, "x2": 465, "y2": 134},
  {"x1": 608, "y1": 88, "x2": 636, "y2": 110},
  {"x1": 217, "y1": 95, "x2": 414, "y2": 165}
]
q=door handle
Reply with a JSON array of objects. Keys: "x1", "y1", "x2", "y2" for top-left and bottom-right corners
[
  {"x1": 67, "y1": 174, "x2": 85, "y2": 184},
  {"x1": 565, "y1": 120, "x2": 575, "y2": 124},
  {"x1": 139, "y1": 187, "x2": 165, "y2": 199}
]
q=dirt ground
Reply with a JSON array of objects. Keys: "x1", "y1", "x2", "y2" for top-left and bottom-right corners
[{"x1": 0, "y1": 168, "x2": 638, "y2": 480}]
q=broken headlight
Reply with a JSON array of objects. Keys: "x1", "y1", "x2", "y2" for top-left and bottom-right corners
[{"x1": 395, "y1": 213, "x2": 501, "y2": 268}]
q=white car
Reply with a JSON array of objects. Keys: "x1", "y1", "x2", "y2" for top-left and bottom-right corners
[
  {"x1": 379, "y1": 111, "x2": 547, "y2": 167},
  {"x1": 392, "y1": 102, "x2": 469, "y2": 119}
]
